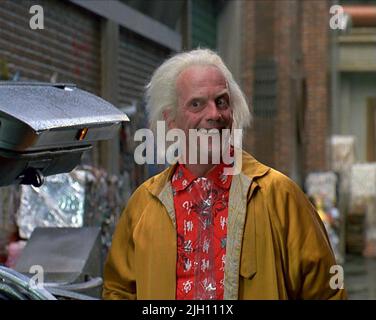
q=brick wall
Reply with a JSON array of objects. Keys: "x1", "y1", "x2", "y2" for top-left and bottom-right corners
[
  {"x1": 302, "y1": 0, "x2": 330, "y2": 174},
  {"x1": 241, "y1": 0, "x2": 256, "y2": 154},
  {"x1": 0, "y1": 0, "x2": 101, "y2": 94},
  {"x1": 241, "y1": 0, "x2": 330, "y2": 183},
  {"x1": 274, "y1": 0, "x2": 299, "y2": 177}
]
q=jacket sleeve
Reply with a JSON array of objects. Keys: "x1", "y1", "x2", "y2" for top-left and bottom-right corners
[
  {"x1": 269, "y1": 171, "x2": 347, "y2": 300},
  {"x1": 102, "y1": 188, "x2": 144, "y2": 300}
]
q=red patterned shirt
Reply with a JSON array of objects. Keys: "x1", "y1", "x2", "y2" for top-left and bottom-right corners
[{"x1": 172, "y1": 163, "x2": 232, "y2": 300}]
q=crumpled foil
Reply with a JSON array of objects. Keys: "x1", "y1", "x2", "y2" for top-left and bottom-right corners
[
  {"x1": 17, "y1": 171, "x2": 86, "y2": 239},
  {"x1": 351, "y1": 163, "x2": 376, "y2": 198},
  {"x1": 305, "y1": 172, "x2": 338, "y2": 205},
  {"x1": 82, "y1": 168, "x2": 131, "y2": 257},
  {"x1": 331, "y1": 135, "x2": 355, "y2": 172},
  {"x1": 15, "y1": 164, "x2": 131, "y2": 265},
  {"x1": 330, "y1": 135, "x2": 355, "y2": 194}
]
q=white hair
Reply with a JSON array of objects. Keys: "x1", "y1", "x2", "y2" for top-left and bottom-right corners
[{"x1": 145, "y1": 48, "x2": 252, "y2": 133}]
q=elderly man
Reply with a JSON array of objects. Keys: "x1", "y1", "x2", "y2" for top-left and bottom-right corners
[{"x1": 103, "y1": 49, "x2": 347, "y2": 300}]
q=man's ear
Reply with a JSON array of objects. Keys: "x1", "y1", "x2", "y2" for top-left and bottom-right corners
[{"x1": 162, "y1": 109, "x2": 175, "y2": 130}]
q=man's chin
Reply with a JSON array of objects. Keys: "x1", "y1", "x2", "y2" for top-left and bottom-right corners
[{"x1": 196, "y1": 144, "x2": 226, "y2": 165}]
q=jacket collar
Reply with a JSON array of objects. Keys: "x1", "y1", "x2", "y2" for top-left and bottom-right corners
[{"x1": 144, "y1": 150, "x2": 270, "y2": 198}]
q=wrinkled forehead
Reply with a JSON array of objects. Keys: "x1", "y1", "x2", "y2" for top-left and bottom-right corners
[{"x1": 176, "y1": 65, "x2": 229, "y2": 94}]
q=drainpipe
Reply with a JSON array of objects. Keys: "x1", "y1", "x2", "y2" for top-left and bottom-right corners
[{"x1": 343, "y1": 5, "x2": 376, "y2": 27}]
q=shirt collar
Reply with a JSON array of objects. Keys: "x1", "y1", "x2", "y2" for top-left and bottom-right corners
[
  {"x1": 144, "y1": 149, "x2": 270, "y2": 198},
  {"x1": 171, "y1": 163, "x2": 197, "y2": 192},
  {"x1": 171, "y1": 162, "x2": 232, "y2": 192},
  {"x1": 207, "y1": 162, "x2": 232, "y2": 189}
]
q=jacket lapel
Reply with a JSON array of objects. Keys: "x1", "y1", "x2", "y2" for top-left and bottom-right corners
[
  {"x1": 224, "y1": 151, "x2": 269, "y2": 299},
  {"x1": 158, "y1": 182, "x2": 176, "y2": 228},
  {"x1": 224, "y1": 173, "x2": 253, "y2": 299}
]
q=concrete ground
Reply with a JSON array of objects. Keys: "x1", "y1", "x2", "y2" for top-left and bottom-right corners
[{"x1": 344, "y1": 254, "x2": 376, "y2": 299}]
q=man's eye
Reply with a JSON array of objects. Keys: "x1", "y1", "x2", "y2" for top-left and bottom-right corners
[
  {"x1": 216, "y1": 97, "x2": 228, "y2": 108},
  {"x1": 191, "y1": 100, "x2": 200, "y2": 108}
]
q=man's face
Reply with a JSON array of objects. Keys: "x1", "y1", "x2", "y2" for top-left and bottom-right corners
[{"x1": 169, "y1": 65, "x2": 233, "y2": 161}]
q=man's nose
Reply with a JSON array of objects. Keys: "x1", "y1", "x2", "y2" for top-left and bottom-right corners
[{"x1": 206, "y1": 101, "x2": 222, "y2": 121}]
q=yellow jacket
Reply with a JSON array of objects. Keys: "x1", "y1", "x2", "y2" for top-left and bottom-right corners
[{"x1": 103, "y1": 151, "x2": 347, "y2": 300}]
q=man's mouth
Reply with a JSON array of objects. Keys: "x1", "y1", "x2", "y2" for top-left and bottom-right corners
[
  {"x1": 196, "y1": 128, "x2": 229, "y2": 135},
  {"x1": 197, "y1": 128, "x2": 220, "y2": 135}
]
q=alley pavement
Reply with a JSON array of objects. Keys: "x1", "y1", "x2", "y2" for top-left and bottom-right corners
[{"x1": 344, "y1": 255, "x2": 376, "y2": 299}]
